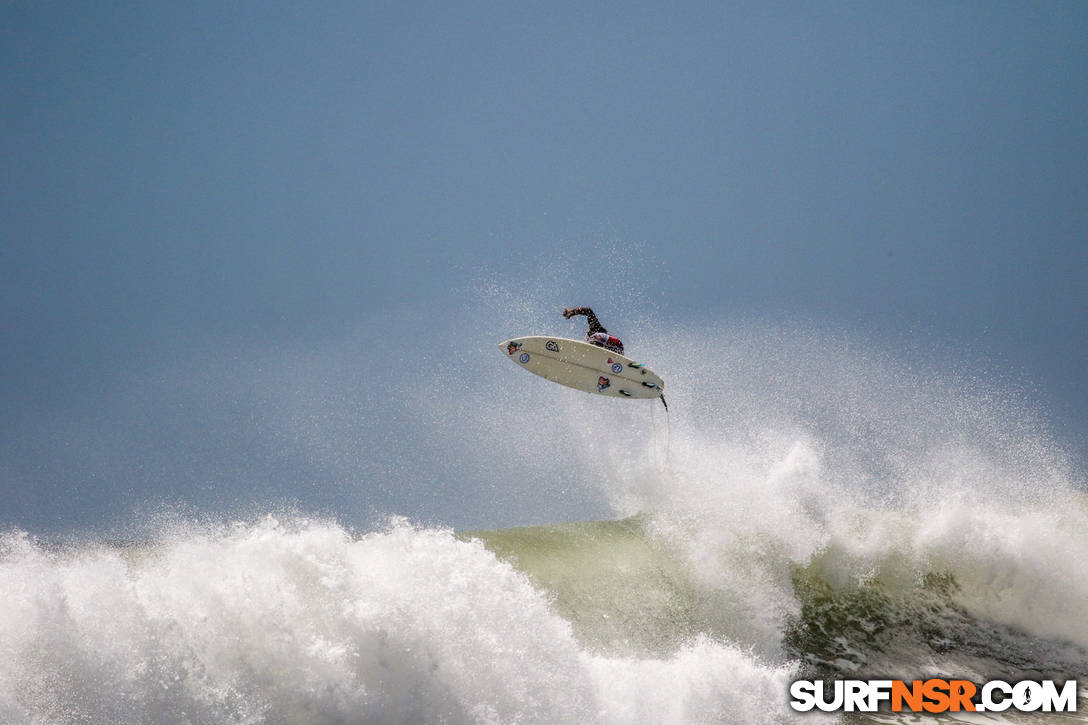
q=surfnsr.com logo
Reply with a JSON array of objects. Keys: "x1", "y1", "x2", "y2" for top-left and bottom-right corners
[{"x1": 790, "y1": 679, "x2": 1078, "y2": 714}]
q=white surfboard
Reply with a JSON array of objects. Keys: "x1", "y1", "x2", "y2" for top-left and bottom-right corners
[{"x1": 499, "y1": 336, "x2": 665, "y2": 400}]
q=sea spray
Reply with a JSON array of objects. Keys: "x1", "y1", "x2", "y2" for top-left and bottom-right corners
[{"x1": 542, "y1": 320, "x2": 1087, "y2": 665}]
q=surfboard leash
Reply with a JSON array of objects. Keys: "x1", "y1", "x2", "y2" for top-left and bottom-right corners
[{"x1": 662, "y1": 393, "x2": 671, "y2": 470}]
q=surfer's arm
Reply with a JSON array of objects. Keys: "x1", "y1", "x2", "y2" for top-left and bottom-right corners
[{"x1": 562, "y1": 306, "x2": 607, "y2": 334}]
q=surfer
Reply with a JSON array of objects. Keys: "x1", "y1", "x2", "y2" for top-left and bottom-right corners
[{"x1": 562, "y1": 307, "x2": 624, "y2": 354}]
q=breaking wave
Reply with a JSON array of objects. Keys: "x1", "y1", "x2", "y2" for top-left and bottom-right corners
[
  {"x1": 3, "y1": 310, "x2": 1086, "y2": 723},
  {"x1": 0, "y1": 517, "x2": 805, "y2": 724}
]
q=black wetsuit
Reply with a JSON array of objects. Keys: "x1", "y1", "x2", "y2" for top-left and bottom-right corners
[{"x1": 564, "y1": 307, "x2": 624, "y2": 354}]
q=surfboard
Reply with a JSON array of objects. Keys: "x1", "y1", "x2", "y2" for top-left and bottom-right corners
[{"x1": 499, "y1": 336, "x2": 665, "y2": 400}]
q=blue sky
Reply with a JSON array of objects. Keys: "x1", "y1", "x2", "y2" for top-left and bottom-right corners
[{"x1": 2, "y1": 2, "x2": 1086, "y2": 533}]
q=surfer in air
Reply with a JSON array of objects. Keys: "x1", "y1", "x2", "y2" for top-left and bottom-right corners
[{"x1": 562, "y1": 307, "x2": 624, "y2": 354}]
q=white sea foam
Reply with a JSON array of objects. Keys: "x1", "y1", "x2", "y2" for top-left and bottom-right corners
[{"x1": 0, "y1": 517, "x2": 811, "y2": 725}]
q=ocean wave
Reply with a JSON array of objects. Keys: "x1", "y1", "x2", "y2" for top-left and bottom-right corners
[
  {"x1": 0, "y1": 517, "x2": 810, "y2": 725},
  {"x1": 3, "y1": 496, "x2": 1083, "y2": 724}
]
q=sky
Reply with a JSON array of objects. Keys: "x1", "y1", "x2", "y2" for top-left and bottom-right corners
[{"x1": 2, "y1": 1, "x2": 1086, "y2": 535}]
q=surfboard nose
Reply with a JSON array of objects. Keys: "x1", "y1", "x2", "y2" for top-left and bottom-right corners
[{"x1": 499, "y1": 339, "x2": 523, "y2": 357}]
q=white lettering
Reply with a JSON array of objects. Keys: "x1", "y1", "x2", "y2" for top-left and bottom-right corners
[
  {"x1": 790, "y1": 681, "x2": 817, "y2": 712},
  {"x1": 868, "y1": 680, "x2": 893, "y2": 711},
  {"x1": 981, "y1": 681, "x2": 1012, "y2": 712},
  {"x1": 844, "y1": 681, "x2": 867, "y2": 712},
  {"x1": 1013, "y1": 681, "x2": 1042, "y2": 712},
  {"x1": 1041, "y1": 680, "x2": 1077, "y2": 713},
  {"x1": 818, "y1": 680, "x2": 844, "y2": 712}
]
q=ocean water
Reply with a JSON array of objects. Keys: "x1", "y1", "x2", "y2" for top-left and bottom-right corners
[{"x1": 2, "y1": 318, "x2": 1086, "y2": 723}]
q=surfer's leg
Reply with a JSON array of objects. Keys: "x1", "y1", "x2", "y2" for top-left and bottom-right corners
[
  {"x1": 563, "y1": 306, "x2": 608, "y2": 334},
  {"x1": 581, "y1": 308, "x2": 607, "y2": 335}
]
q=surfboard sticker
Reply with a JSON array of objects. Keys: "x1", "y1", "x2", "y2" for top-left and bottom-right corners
[{"x1": 499, "y1": 336, "x2": 664, "y2": 399}]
